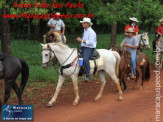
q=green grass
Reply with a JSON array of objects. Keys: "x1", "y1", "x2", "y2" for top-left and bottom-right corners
[{"x1": 0, "y1": 33, "x2": 157, "y2": 83}]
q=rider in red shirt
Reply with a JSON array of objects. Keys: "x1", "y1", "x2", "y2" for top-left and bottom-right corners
[
  {"x1": 152, "y1": 19, "x2": 163, "y2": 53},
  {"x1": 125, "y1": 17, "x2": 139, "y2": 36}
]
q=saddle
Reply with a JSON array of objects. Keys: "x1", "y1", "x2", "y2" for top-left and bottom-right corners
[
  {"x1": 77, "y1": 48, "x2": 100, "y2": 60},
  {"x1": 77, "y1": 48, "x2": 100, "y2": 76}
]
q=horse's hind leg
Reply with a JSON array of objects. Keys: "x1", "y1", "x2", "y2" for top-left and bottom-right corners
[
  {"x1": 107, "y1": 70, "x2": 123, "y2": 101},
  {"x1": 94, "y1": 71, "x2": 106, "y2": 102},
  {"x1": 71, "y1": 75, "x2": 80, "y2": 105},
  {"x1": 4, "y1": 79, "x2": 13, "y2": 104},
  {"x1": 47, "y1": 75, "x2": 65, "y2": 107},
  {"x1": 12, "y1": 82, "x2": 23, "y2": 105}
]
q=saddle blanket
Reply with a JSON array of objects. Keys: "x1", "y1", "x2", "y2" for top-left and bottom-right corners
[{"x1": 89, "y1": 50, "x2": 104, "y2": 68}]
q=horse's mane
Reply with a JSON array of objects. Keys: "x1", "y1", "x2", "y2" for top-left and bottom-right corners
[{"x1": 49, "y1": 42, "x2": 69, "y2": 48}]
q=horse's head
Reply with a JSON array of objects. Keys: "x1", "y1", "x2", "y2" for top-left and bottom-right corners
[
  {"x1": 138, "y1": 32, "x2": 150, "y2": 50},
  {"x1": 41, "y1": 43, "x2": 55, "y2": 68}
]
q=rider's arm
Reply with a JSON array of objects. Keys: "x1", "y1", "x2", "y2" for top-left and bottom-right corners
[
  {"x1": 157, "y1": 25, "x2": 162, "y2": 36},
  {"x1": 47, "y1": 19, "x2": 56, "y2": 29}
]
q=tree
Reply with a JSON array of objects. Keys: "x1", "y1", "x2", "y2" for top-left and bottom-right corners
[{"x1": 0, "y1": 1, "x2": 11, "y2": 54}]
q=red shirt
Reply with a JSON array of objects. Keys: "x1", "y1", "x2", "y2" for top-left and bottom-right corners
[
  {"x1": 157, "y1": 25, "x2": 163, "y2": 35},
  {"x1": 125, "y1": 25, "x2": 139, "y2": 36}
]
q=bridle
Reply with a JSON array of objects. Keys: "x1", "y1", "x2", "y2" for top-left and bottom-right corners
[
  {"x1": 42, "y1": 46, "x2": 78, "y2": 77},
  {"x1": 42, "y1": 48, "x2": 55, "y2": 66}
]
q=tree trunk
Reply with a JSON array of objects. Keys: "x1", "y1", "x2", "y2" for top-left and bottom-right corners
[
  {"x1": 27, "y1": 19, "x2": 31, "y2": 40},
  {"x1": 34, "y1": 21, "x2": 40, "y2": 40},
  {"x1": 110, "y1": 0, "x2": 118, "y2": 46},
  {"x1": 0, "y1": 7, "x2": 11, "y2": 54},
  {"x1": 137, "y1": 0, "x2": 141, "y2": 13},
  {"x1": 111, "y1": 23, "x2": 117, "y2": 46}
]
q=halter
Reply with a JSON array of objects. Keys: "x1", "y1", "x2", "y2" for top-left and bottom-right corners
[
  {"x1": 42, "y1": 48, "x2": 55, "y2": 66},
  {"x1": 42, "y1": 46, "x2": 78, "y2": 77}
]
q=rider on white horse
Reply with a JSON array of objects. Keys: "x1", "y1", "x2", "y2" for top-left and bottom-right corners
[
  {"x1": 76, "y1": 17, "x2": 97, "y2": 82},
  {"x1": 123, "y1": 28, "x2": 139, "y2": 79},
  {"x1": 152, "y1": 19, "x2": 163, "y2": 54}
]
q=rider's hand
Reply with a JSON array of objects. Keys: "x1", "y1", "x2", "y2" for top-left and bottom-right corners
[
  {"x1": 76, "y1": 37, "x2": 82, "y2": 42},
  {"x1": 52, "y1": 25, "x2": 56, "y2": 28}
]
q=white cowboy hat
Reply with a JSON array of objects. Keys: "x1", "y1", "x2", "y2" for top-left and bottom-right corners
[
  {"x1": 55, "y1": 12, "x2": 60, "y2": 15},
  {"x1": 159, "y1": 19, "x2": 163, "y2": 22},
  {"x1": 129, "y1": 17, "x2": 139, "y2": 22},
  {"x1": 125, "y1": 28, "x2": 135, "y2": 33},
  {"x1": 80, "y1": 17, "x2": 93, "y2": 26}
]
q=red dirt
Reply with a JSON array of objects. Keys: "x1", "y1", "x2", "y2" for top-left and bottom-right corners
[{"x1": 0, "y1": 66, "x2": 163, "y2": 122}]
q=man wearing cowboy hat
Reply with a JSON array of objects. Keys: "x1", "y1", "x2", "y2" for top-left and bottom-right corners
[
  {"x1": 125, "y1": 17, "x2": 139, "y2": 36},
  {"x1": 76, "y1": 17, "x2": 97, "y2": 82},
  {"x1": 152, "y1": 19, "x2": 163, "y2": 53},
  {"x1": 124, "y1": 28, "x2": 139, "y2": 79},
  {"x1": 47, "y1": 12, "x2": 65, "y2": 35}
]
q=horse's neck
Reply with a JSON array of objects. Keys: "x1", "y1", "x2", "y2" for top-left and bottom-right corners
[{"x1": 54, "y1": 47, "x2": 77, "y2": 65}]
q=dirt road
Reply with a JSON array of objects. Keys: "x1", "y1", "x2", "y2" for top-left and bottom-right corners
[{"x1": 33, "y1": 67, "x2": 163, "y2": 122}]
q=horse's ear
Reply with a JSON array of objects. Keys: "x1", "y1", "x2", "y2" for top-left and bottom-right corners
[
  {"x1": 146, "y1": 32, "x2": 148, "y2": 34},
  {"x1": 47, "y1": 44, "x2": 51, "y2": 49},
  {"x1": 40, "y1": 43, "x2": 44, "y2": 46}
]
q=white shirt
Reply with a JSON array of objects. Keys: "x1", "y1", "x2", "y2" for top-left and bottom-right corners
[
  {"x1": 81, "y1": 27, "x2": 97, "y2": 48},
  {"x1": 47, "y1": 19, "x2": 65, "y2": 31}
]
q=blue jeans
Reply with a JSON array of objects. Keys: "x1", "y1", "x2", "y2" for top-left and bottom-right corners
[
  {"x1": 131, "y1": 51, "x2": 136, "y2": 75},
  {"x1": 82, "y1": 47, "x2": 94, "y2": 77}
]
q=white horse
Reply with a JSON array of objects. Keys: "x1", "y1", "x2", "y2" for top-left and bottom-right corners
[
  {"x1": 120, "y1": 32, "x2": 150, "y2": 51},
  {"x1": 41, "y1": 43, "x2": 123, "y2": 107}
]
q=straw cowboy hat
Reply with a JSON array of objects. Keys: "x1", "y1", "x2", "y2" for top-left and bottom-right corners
[
  {"x1": 80, "y1": 17, "x2": 93, "y2": 26},
  {"x1": 129, "y1": 17, "x2": 139, "y2": 22},
  {"x1": 125, "y1": 28, "x2": 135, "y2": 33},
  {"x1": 159, "y1": 19, "x2": 163, "y2": 22},
  {"x1": 55, "y1": 12, "x2": 60, "y2": 15}
]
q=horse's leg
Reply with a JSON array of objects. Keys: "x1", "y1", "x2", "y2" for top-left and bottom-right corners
[
  {"x1": 47, "y1": 75, "x2": 65, "y2": 107},
  {"x1": 136, "y1": 67, "x2": 143, "y2": 90},
  {"x1": 71, "y1": 75, "x2": 80, "y2": 105},
  {"x1": 106, "y1": 69, "x2": 123, "y2": 101},
  {"x1": 133, "y1": 70, "x2": 139, "y2": 89},
  {"x1": 140, "y1": 66, "x2": 146, "y2": 91},
  {"x1": 12, "y1": 82, "x2": 23, "y2": 105},
  {"x1": 121, "y1": 71, "x2": 127, "y2": 92},
  {"x1": 4, "y1": 79, "x2": 13, "y2": 104},
  {"x1": 94, "y1": 71, "x2": 106, "y2": 102}
]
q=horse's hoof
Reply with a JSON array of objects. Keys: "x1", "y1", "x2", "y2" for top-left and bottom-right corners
[
  {"x1": 139, "y1": 86, "x2": 143, "y2": 91},
  {"x1": 117, "y1": 96, "x2": 123, "y2": 101},
  {"x1": 72, "y1": 101, "x2": 78, "y2": 106},
  {"x1": 94, "y1": 98, "x2": 99, "y2": 102},
  {"x1": 47, "y1": 103, "x2": 53, "y2": 107},
  {"x1": 122, "y1": 89, "x2": 126, "y2": 93}
]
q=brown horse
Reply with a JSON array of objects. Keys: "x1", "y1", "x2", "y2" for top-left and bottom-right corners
[
  {"x1": 43, "y1": 30, "x2": 66, "y2": 43},
  {"x1": 109, "y1": 46, "x2": 150, "y2": 91}
]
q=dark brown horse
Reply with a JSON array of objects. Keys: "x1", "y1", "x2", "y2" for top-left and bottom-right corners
[
  {"x1": 0, "y1": 52, "x2": 29, "y2": 105},
  {"x1": 119, "y1": 50, "x2": 131, "y2": 91},
  {"x1": 109, "y1": 46, "x2": 150, "y2": 91}
]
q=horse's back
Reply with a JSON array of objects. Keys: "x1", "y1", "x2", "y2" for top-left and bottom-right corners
[
  {"x1": 2, "y1": 55, "x2": 22, "y2": 78},
  {"x1": 97, "y1": 49, "x2": 117, "y2": 63}
]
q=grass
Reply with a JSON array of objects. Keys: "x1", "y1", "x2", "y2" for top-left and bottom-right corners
[{"x1": 0, "y1": 33, "x2": 157, "y2": 83}]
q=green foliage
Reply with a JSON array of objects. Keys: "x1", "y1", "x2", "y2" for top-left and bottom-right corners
[{"x1": 0, "y1": 33, "x2": 156, "y2": 82}]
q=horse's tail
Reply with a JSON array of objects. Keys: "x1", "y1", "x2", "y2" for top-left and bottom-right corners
[
  {"x1": 19, "y1": 59, "x2": 29, "y2": 95},
  {"x1": 112, "y1": 51, "x2": 121, "y2": 78},
  {"x1": 145, "y1": 60, "x2": 150, "y2": 81}
]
